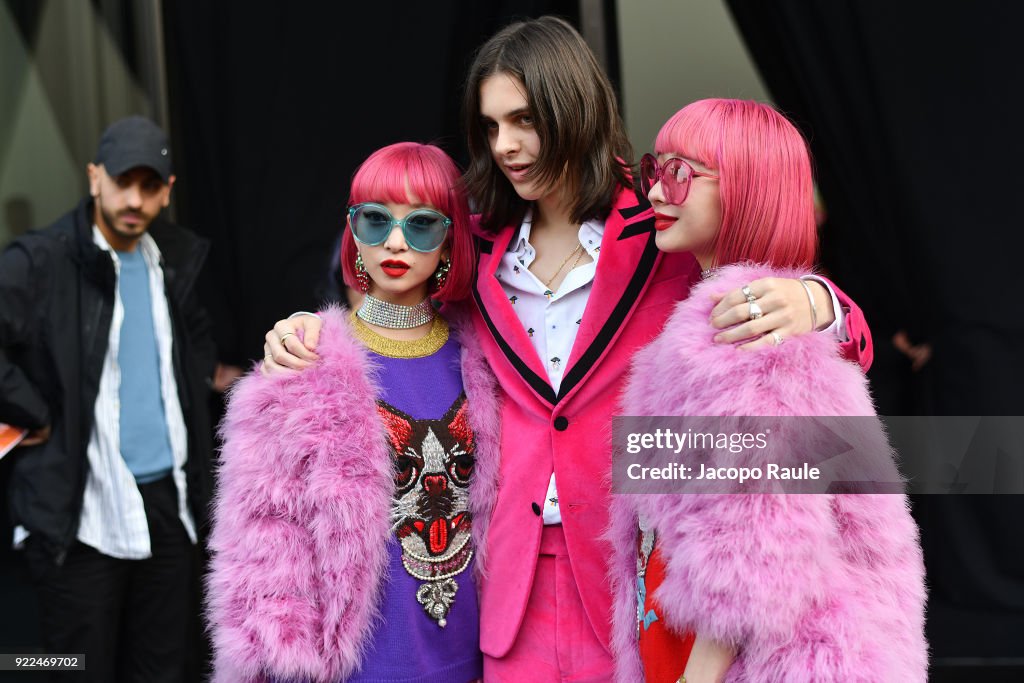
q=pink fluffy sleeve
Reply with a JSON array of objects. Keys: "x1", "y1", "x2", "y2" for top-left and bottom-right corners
[{"x1": 207, "y1": 307, "x2": 395, "y2": 683}]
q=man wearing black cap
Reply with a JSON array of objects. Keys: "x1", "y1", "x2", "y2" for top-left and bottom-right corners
[{"x1": 0, "y1": 116, "x2": 214, "y2": 681}]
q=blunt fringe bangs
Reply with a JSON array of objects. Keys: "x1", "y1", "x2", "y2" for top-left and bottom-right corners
[
  {"x1": 462, "y1": 15, "x2": 633, "y2": 233},
  {"x1": 340, "y1": 142, "x2": 474, "y2": 303},
  {"x1": 656, "y1": 99, "x2": 817, "y2": 270}
]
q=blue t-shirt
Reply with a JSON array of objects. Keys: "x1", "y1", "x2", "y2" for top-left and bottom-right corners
[{"x1": 116, "y1": 248, "x2": 173, "y2": 483}]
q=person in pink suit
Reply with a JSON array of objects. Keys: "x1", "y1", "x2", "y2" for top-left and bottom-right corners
[
  {"x1": 262, "y1": 17, "x2": 873, "y2": 681},
  {"x1": 607, "y1": 99, "x2": 927, "y2": 682}
]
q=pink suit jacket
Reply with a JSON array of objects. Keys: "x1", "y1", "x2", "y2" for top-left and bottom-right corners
[{"x1": 469, "y1": 185, "x2": 873, "y2": 657}]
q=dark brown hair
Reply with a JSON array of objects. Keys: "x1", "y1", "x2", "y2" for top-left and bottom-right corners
[{"x1": 461, "y1": 16, "x2": 633, "y2": 233}]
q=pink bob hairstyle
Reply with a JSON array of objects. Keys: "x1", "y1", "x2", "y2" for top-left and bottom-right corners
[
  {"x1": 655, "y1": 98, "x2": 817, "y2": 270},
  {"x1": 340, "y1": 142, "x2": 474, "y2": 303}
]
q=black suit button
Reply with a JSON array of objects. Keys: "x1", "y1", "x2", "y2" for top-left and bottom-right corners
[
  {"x1": 532, "y1": 502, "x2": 542, "y2": 516},
  {"x1": 554, "y1": 416, "x2": 569, "y2": 431}
]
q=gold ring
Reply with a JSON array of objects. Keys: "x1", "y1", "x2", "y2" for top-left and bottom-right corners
[{"x1": 279, "y1": 332, "x2": 295, "y2": 345}]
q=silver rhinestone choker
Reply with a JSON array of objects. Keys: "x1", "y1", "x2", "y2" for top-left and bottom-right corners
[{"x1": 356, "y1": 294, "x2": 435, "y2": 329}]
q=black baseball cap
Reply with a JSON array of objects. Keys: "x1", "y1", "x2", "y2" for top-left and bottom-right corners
[{"x1": 94, "y1": 116, "x2": 172, "y2": 181}]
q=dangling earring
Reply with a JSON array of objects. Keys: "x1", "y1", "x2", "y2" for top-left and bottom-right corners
[
  {"x1": 354, "y1": 252, "x2": 370, "y2": 293},
  {"x1": 434, "y1": 257, "x2": 450, "y2": 290}
]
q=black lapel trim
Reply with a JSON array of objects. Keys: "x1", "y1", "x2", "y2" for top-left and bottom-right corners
[
  {"x1": 618, "y1": 219, "x2": 653, "y2": 241},
  {"x1": 617, "y1": 202, "x2": 649, "y2": 221},
  {"x1": 555, "y1": 221, "x2": 660, "y2": 403},
  {"x1": 616, "y1": 191, "x2": 654, "y2": 241},
  {"x1": 472, "y1": 279, "x2": 557, "y2": 405}
]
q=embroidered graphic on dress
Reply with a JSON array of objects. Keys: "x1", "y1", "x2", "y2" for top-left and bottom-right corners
[
  {"x1": 543, "y1": 289, "x2": 554, "y2": 299},
  {"x1": 509, "y1": 295, "x2": 519, "y2": 305},
  {"x1": 636, "y1": 523, "x2": 659, "y2": 638},
  {"x1": 514, "y1": 265, "x2": 521, "y2": 275},
  {"x1": 378, "y1": 394, "x2": 475, "y2": 627},
  {"x1": 550, "y1": 356, "x2": 561, "y2": 370},
  {"x1": 527, "y1": 327, "x2": 535, "y2": 337}
]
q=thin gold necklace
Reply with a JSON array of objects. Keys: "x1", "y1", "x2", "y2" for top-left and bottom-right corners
[{"x1": 541, "y1": 242, "x2": 584, "y2": 289}]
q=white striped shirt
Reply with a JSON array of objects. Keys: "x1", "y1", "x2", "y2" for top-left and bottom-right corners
[{"x1": 14, "y1": 229, "x2": 196, "y2": 558}]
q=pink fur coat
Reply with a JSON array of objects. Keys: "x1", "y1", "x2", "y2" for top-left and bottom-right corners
[
  {"x1": 207, "y1": 306, "x2": 501, "y2": 683},
  {"x1": 608, "y1": 265, "x2": 928, "y2": 682}
]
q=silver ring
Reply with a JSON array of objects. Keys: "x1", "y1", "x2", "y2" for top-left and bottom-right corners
[
  {"x1": 748, "y1": 301, "x2": 764, "y2": 320},
  {"x1": 279, "y1": 332, "x2": 295, "y2": 345},
  {"x1": 742, "y1": 284, "x2": 756, "y2": 303},
  {"x1": 770, "y1": 331, "x2": 783, "y2": 346}
]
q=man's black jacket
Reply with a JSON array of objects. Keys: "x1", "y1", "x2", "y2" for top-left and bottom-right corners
[{"x1": 0, "y1": 198, "x2": 216, "y2": 564}]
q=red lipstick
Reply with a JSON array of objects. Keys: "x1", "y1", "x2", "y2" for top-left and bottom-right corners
[
  {"x1": 653, "y1": 212, "x2": 678, "y2": 232},
  {"x1": 380, "y1": 259, "x2": 410, "y2": 277}
]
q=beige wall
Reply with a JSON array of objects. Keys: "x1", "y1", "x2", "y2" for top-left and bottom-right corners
[
  {"x1": 0, "y1": 2, "x2": 154, "y2": 247},
  {"x1": 616, "y1": 0, "x2": 771, "y2": 153}
]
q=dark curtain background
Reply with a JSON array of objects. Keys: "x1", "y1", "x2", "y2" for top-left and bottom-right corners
[
  {"x1": 2, "y1": 2, "x2": 598, "y2": 672},
  {"x1": 725, "y1": 0, "x2": 1024, "y2": 665},
  {"x1": 162, "y1": 1, "x2": 583, "y2": 369}
]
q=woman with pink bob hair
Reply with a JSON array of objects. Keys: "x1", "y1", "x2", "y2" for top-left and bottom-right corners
[
  {"x1": 608, "y1": 99, "x2": 927, "y2": 682},
  {"x1": 335, "y1": 143, "x2": 476, "y2": 306},
  {"x1": 207, "y1": 142, "x2": 499, "y2": 682}
]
